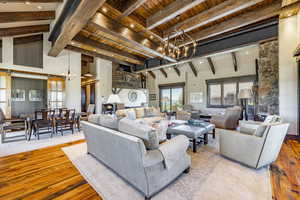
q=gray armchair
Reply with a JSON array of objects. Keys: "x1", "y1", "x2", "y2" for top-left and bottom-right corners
[
  {"x1": 210, "y1": 106, "x2": 242, "y2": 130},
  {"x1": 219, "y1": 123, "x2": 289, "y2": 169}
]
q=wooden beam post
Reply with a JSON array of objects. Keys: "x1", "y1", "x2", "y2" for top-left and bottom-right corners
[
  {"x1": 48, "y1": 0, "x2": 107, "y2": 57},
  {"x1": 148, "y1": 71, "x2": 156, "y2": 79},
  {"x1": 231, "y1": 52, "x2": 238, "y2": 72},
  {"x1": 207, "y1": 57, "x2": 216, "y2": 75},
  {"x1": 174, "y1": 66, "x2": 181, "y2": 77},
  {"x1": 188, "y1": 62, "x2": 198, "y2": 77},
  {"x1": 0, "y1": 11, "x2": 55, "y2": 23},
  {"x1": 118, "y1": 0, "x2": 147, "y2": 20},
  {"x1": 159, "y1": 68, "x2": 168, "y2": 78}
]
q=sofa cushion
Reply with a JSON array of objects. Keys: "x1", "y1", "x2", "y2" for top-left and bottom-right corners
[
  {"x1": 99, "y1": 114, "x2": 119, "y2": 130},
  {"x1": 126, "y1": 109, "x2": 136, "y2": 120},
  {"x1": 240, "y1": 126, "x2": 256, "y2": 135},
  {"x1": 135, "y1": 107, "x2": 145, "y2": 118},
  {"x1": 254, "y1": 125, "x2": 268, "y2": 137},
  {"x1": 144, "y1": 107, "x2": 160, "y2": 117},
  {"x1": 118, "y1": 118, "x2": 159, "y2": 150},
  {"x1": 88, "y1": 114, "x2": 101, "y2": 124}
]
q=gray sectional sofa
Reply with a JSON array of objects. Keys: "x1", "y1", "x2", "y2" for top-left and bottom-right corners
[{"x1": 81, "y1": 112, "x2": 191, "y2": 200}]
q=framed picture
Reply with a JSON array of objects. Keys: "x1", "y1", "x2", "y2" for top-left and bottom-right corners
[
  {"x1": 29, "y1": 90, "x2": 42, "y2": 102},
  {"x1": 190, "y1": 92, "x2": 203, "y2": 104},
  {"x1": 12, "y1": 89, "x2": 26, "y2": 101}
]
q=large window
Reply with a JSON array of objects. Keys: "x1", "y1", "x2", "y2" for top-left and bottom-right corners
[
  {"x1": 207, "y1": 76, "x2": 255, "y2": 108},
  {"x1": 159, "y1": 83, "x2": 184, "y2": 112},
  {"x1": 48, "y1": 78, "x2": 65, "y2": 109},
  {"x1": 13, "y1": 34, "x2": 43, "y2": 68}
]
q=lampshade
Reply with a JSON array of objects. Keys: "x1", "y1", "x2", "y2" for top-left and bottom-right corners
[
  {"x1": 107, "y1": 94, "x2": 121, "y2": 104},
  {"x1": 238, "y1": 89, "x2": 253, "y2": 99}
]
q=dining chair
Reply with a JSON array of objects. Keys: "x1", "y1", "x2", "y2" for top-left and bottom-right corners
[
  {"x1": 55, "y1": 109, "x2": 76, "y2": 135},
  {"x1": 33, "y1": 110, "x2": 55, "y2": 140}
]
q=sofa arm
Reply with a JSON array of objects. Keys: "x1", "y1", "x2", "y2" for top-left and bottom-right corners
[
  {"x1": 210, "y1": 115, "x2": 226, "y2": 128},
  {"x1": 143, "y1": 150, "x2": 164, "y2": 168},
  {"x1": 158, "y1": 135, "x2": 189, "y2": 169}
]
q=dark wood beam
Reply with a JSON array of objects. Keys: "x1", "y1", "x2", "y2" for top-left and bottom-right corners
[
  {"x1": 147, "y1": 0, "x2": 205, "y2": 30},
  {"x1": 0, "y1": 0, "x2": 62, "y2": 2},
  {"x1": 207, "y1": 57, "x2": 215, "y2": 75},
  {"x1": 82, "y1": 54, "x2": 94, "y2": 63},
  {"x1": 159, "y1": 68, "x2": 168, "y2": 78},
  {"x1": 0, "y1": 24, "x2": 49, "y2": 37},
  {"x1": 165, "y1": 0, "x2": 264, "y2": 38},
  {"x1": 66, "y1": 45, "x2": 135, "y2": 67},
  {"x1": 118, "y1": 0, "x2": 147, "y2": 20},
  {"x1": 13, "y1": 34, "x2": 43, "y2": 45},
  {"x1": 180, "y1": 1, "x2": 281, "y2": 46},
  {"x1": 174, "y1": 66, "x2": 180, "y2": 77},
  {"x1": 188, "y1": 62, "x2": 198, "y2": 77},
  {"x1": 148, "y1": 71, "x2": 156, "y2": 79},
  {"x1": 72, "y1": 35, "x2": 145, "y2": 65},
  {"x1": 88, "y1": 12, "x2": 176, "y2": 62},
  {"x1": 48, "y1": 0, "x2": 106, "y2": 57},
  {"x1": 231, "y1": 52, "x2": 238, "y2": 72},
  {"x1": 0, "y1": 11, "x2": 55, "y2": 23}
]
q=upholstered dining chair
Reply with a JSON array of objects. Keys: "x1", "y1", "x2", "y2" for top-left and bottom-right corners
[
  {"x1": 55, "y1": 109, "x2": 76, "y2": 135},
  {"x1": 33, "y1": 110, "x2": 55, "y2": 140}
]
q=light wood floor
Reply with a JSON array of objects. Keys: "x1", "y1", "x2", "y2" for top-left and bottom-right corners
[
  {"x1": 0, "y1": 138, "x2": 299, "y2": 200},
  {"x1": 0, "y1": 140, "x2": 102, "y2": 200}
]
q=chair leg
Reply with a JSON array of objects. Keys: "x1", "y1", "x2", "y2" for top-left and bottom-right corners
[{"x1": 192, "y1": 139, "x2": 197, "y2": 153}]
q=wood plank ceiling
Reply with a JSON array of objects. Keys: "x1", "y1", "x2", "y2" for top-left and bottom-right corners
[
  {"x1": 1, "y1": 0, "x2": 290, "y2": 71},
  {"x1": 0, "y1": 0, "x2": 62, "y2": 37}
]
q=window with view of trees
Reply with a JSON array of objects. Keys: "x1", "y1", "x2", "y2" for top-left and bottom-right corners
[
  {"x1": 159, "y1": 83, "x2": 185, "y2": 112},
  {"x1": 206, "y1": 75, "x2": 255, "y2": 108}
]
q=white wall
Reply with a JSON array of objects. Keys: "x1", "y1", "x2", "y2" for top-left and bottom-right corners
[
  {"x1": 95, "y1": 58, "x2": 112, "y2": 114},
  {"x1": 279, "y1": 15, "x2": 299, "y2": 135},
  {"x1": 147, "y1": 45, "x2": 258, "y2": 114},
  {"x1": 0, "y1": 33, "x2": 82, "y2": 112}
]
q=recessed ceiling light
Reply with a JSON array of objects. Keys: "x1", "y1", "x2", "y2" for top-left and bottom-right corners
[
  {"x1": 37, "y1": 5, "x2": 43, "y2": 10},
  {"x1": 25, "y1": 1, "x2": 31, "y2": 5},
  {"x1": 130, "y1": 24, "x2": 135, "y2": 28},
  {"x1": 150, "y1": 35, "x2": 154, "y2": 39},
  {"x1": 102, "y1": 7, "x2": 107, "y2": 13}
]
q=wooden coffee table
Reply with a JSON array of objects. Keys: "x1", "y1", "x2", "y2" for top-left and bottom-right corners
[{"x1": 167, "y1": 122, "x2": 215, "y2": 153}]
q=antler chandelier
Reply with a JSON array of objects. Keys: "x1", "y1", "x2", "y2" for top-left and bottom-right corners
[{"x1": 161, "y1": 30, "x2": 197, "y2": 60}]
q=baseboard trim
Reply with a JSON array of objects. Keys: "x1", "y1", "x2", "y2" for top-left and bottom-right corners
[{"x1": 285, "y1": 135, "x2": 300, "y2": 141}]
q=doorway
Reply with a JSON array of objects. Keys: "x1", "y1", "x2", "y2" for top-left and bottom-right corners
[
  {"x1": 81, "y1": 83, "x2": 95, "y2": 112},
  {"x1": 159, "y1": 83, "x2": 185, "y2": 112}
]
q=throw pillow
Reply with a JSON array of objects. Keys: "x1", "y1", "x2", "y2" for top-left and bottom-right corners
[
  {"x1": 126, "y1": 109, "x2": 136, "y2": 120},
  {"x1": 118, "y1": 118, "x2": 159, "y2": 150},
  {"x1": 135, "y1": 108, "x2": 145, "y2": 118},
  {"x1": 254, "y1": 125, "x2": 268, "y2": 137},
  {"x1": 99, "y1": 114, "x2": 119, "y2": 130},
  {"x1": 116, "y1": 109, "x2": 127, "y2": 119},
  {"x1": 88, "y1": 114, "x2": 101, "y2": 124}
]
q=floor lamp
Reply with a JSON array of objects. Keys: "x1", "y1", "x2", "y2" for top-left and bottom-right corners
[{"x1": 238, "y1": 89, "x2": 252, "y2": 121}]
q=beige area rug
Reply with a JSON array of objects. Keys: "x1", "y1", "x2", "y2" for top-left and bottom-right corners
[
  {"x1": 62, "y1": 133, "x2": 272, "y2": 200},
  {"x1": 0, "y1": 131, "x2": 84, "y2": 157}
]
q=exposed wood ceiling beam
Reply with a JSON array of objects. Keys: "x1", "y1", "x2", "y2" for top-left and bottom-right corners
[
  {"x1": 165, "y1": 0, "x2": 264, "y2": 38},
  {"x1": 188, "y1": 62, "x2": 198, "y2": 77},
  {"x1": 148, "y1": 71, "x2": 156, "y2": 79},
  {"x1": 0, "y1": 24, "x2": 49, "y2": 37},
  {"x1": 231, "y1": 52, "x2": 238, "y2": 72},
  {"x1": 13, "y1": 34, "x2": 43, "y2": 45},
  {"x1": 48, "y1": 0, "x2": 106, "y2": 57},
  {"x1": 89, "y1": 12, "x2": 176, "y2": 62},
  {"x1": 174, "y1": 66, "x2": 181, "y2": 77},
  {"x1": 207, "y1": 57, "x2": 215, "y2": 75},
  {"x1": 159, "y1": 68, "x2": 168, "y2": 78},
  {"x1": 180, "y1": 1, "x2": 281, "y2": 46},
  {"x1": 147, "y1": 0, "x2": 205, "y2": 30},
  {"x1": 72, "y1": 35, "x2": 145, "y2": 65},
  {"x1": 0, "y1": 0, "x2": 62, "y2": 2},
  {"x1": 118, "y1": 0, "x2": 147, "y2": 20},
  {"x1": 66, "y1": 45, "x2": 135, "y2": 67},
  {"x1": 0, "y1": 11, "x2": 55, "y2": 23}
]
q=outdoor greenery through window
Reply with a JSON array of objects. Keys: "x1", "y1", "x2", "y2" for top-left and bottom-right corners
[
  {"x1": 159, "y1": 83, "x2": 184, "y2": 112},
  {"x1": 206, "y1": 75, "x2": 255, "y2": 108}
]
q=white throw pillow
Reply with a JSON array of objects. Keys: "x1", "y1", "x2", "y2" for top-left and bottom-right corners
[{"x1": 126, "y1": 109, "x2": 136, "y2": 120}]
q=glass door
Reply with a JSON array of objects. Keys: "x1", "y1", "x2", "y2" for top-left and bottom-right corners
[
  {"x1": 159, "y1": 83, "x2": 184, "y2": 112},
  {"x1": 48, "y1": 77, "x2": 65, "y2": 109},
  {"x1": 160, "y1": 88, "x2": 171, "y2": 112},
  {"x1": 0, "y1": 72, "x2": 11, "y2": 118}
]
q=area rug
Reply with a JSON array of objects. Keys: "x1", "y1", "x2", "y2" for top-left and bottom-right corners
[
  {"x1": 62, "y1": 134, "x2": 272, "y2": 200},
  {"x1": 0, "y1": 131, "x2": 84, "y2": 157}
]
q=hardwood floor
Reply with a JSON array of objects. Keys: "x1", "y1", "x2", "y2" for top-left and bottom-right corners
[
  {"x1": 0, "y1": 140, "x2": 102, "y2": 200},
  {"x1": 0, "y1": 138, "x2": 299, "y2": 200},
  {"x1": 270, "y1": 139, "x2": 300, "y2": 200}
]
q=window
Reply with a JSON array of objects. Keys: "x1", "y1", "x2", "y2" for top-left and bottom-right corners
[
  {"x1": 48, "y1": 78, "x2": 65, "y2": 109},
  {"x1": 207, "y1": 76, "x2": 255, "y2": 108},
  {"x1": 13, "y1": 34, "x2": 43, "y2": 68},
  {"x1": 159, "y1": 83, "x2": 184, "y2": 112}
]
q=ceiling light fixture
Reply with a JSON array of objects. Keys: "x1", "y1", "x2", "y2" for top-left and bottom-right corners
[
  {"x1": 37, "y1": 5, "x2": 43, "y2": 10},
  {"x1": 130, "y1": 24, "x2": 135, "y2": 28},
  {"x1": 102, "y1": 7, "x2": 107, "y2": 13},
  {"x1": 25, "y1": 1, "x2": 31, "y2": 5}
]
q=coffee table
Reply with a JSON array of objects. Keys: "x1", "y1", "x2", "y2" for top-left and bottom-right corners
[{"x1": 167, "y1": 122, "x2": 215, "y2": 153}]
